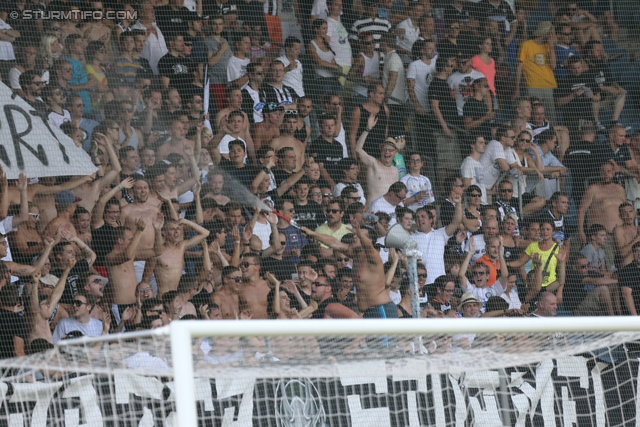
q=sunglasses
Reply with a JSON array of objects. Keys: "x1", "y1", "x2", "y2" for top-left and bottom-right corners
[
  {"x1": 239, "y1": 262, "x2": 255, "y2": 268},
  {"x1": 72, "y1": 300, "x2": 87, "y2": 306},
  {"x1": 327, "y1": 209, "x2": 341, "y2": 214},
  {"x1": 518, "y1": 138, "x2": 531, "y2": 143},
  {"x1": 336, "y1": 257, "x2": 349, "y2": 262},
  {"x1": 285, "y1": 110, "x2": 298, "y2": 115},
  {"x1": 227, "y1": 276, "x2": 243, "y2": 282},
  {"x1": 322, "y1": 193, "x2": 333, "y2": 197},
  {"x1": 311, "y1": 282, "x2": 328, "y2": 287},
  {"x1": 150, "y1": 309, "x2": 166, "y2": 314},
  {"x1": 500, "y1": 188, "x2": 513, "y2": 193},
  {"x1": 417, "y1": 274, "x2": 427, "y2": 278},
  {"x1": 469, "y1": 193, "x2": 482, "y2": 197}
]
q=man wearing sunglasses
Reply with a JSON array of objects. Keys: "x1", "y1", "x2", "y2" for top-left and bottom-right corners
[
  {"x1": 53, "y1": 291, "x2": 105, "y2": 343},
  {"x1": 18, "y1": 71, "x2": 48, "y2": 118},
  {"x1": 238, "y1": 253, "x2": 270, "y2": 319}
]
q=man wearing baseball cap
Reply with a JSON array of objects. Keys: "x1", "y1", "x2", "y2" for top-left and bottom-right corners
[{"x1": 42, "y1": 191, "x2": 82, "y2": 239}]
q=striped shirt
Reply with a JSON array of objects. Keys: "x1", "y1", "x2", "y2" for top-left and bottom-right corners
[{"x1": 349, "y1": 16, "x2": 391, "y2": 48}]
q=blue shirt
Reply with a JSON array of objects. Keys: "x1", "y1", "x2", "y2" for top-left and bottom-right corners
[
  {"x1": 66, "y1": 56, "x2": 92, "y2": 114},
  {"x1": 554, "y1": 45, "x2": 581, "y2": 79}
]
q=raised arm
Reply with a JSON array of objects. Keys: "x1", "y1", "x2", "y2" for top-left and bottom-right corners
[
  {"x1": 91, "y1": 177, "x2": 134, "y2": 229},
  {"x1": 301, "y1": 227, "x2": 350, "y2": 253},
  {"x1": 8, "y1": 237, "x2": 55, "y2": 277},
  {"x1": 174, "y1": 147, "x2": 200, "y2": 196},
  {"x1": 524, "y1": 253, "x2": 543, "y2": 303},
  {"x1": 577, "y1": 185, "x2": 594, "y2": 244},
  {"x1": 260, "y1": 213, "x2": 280, "y2": 258},
  {"x1": 496, "y1": 236, "x2": 509, "y2": 287},
  {"x1": 350, "y1": 222, "x2": 379, "y2": 265},
  {"x1": 94, "y1": 136, "x2": 121, "y2": 192},
  {"x1": 11, "y1": 173, "x2": 29, "y2": 229},
  {"x1": 355, "y1": 113, "x2": 378, "y2": 167},
  {"x1": 458, "y1": 237, "x2": 474, "y2": 287},
  {"x1": 385, "y1": 248, "x2": 399, "y2": 286},
  {"x1": 61, "y1": 226, "x2": 96, "y2": 266},
  {"x1": 278, "y1": 157, "x2": 314, "y2": 196},
  {"x1": 46, "y1": 258, "x2": 75, "y2": 316},
  {"x1": 180, "y1": 217, "x2": 210, "y2": 249},
  {"x1": 444, "y1": 193, "x2": 463, "y2": 237},
  {"x1": 105, "y1": 217, "x2": 146, "y2": 266}
]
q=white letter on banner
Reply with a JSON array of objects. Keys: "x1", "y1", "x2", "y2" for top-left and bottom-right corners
[
  {"x1": 512, "y1": 359, "x2": 556, "y2": 427},
  {"x1": 463, "y1": 371, "x2": 502, "y2": 427},
  {"x1": 448, "y1": 373, "x2": 467, "y2": 427},
  {"x1": 339, "y1": 361, "x2": 390, "y2": 427},
  {"x1": 61, "y1": 375, "x2": 103, "y2": 427},
  {"x1": 114, "y1": 374, "x2": 166, "y2": 427},
  {"x1": 8, "y1": 382, "x2": 63, "y2": 427},
  {"x1": 391, "y1": 359, "x2": 427, "y2": 427},
  {"x1": 590, "y1": 362, "x2": 607, "y2": 427},
  {"x1": 430, "y1": 374, "x2": 446, "y2": 426},
  {"x1": 215, "y1": 378, "x2": 255, "y2": 427},
  {"x1": 556, "y1": 357, "x2": 590, "y2": 427}
]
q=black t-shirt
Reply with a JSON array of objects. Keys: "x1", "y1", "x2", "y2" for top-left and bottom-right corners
[
  {"x1": 444, "y1": 4, "x2": 470, "y2": 24},
  {"x1": 462, "y1": 97, "x2": 492, "y2": 140},
  {"x1": 203, "y1": 0, "x2": 238, "y2": 17},
  {"x1": 273, "y1": 168, "x2": 294, "y2": 186},
  {"x1": 436, "y1": 39, "x2": 462, "y2": 61},
  {"x1": 219, "y1": 159, "x2": 253, "y2": 191},
  {"x1": 589, "y1": 61, "x2": 615, "y2": 90},
  {"x1": 51, "y1": 259, "x2": 90, "y2": 305},
  {"x1": 554, "y1": 71, "x2": 599, "y2": 120},
  {"x1": 618, "y1": 263, "x2": 640, "y2": 316},
  {"x1": 0, "y1": 309, "x2": 26, "y2": 359},
  {"x1": 155, "y1": 5, "x2": 191, "y2": 38},
  {"x1": 261, "y1": 257, "x2": 298, "y2": 282},
  {"x1": 563, "y1": 140, "x2": 600, "y2": 201},
  {"x1": 157, "y1": 53, "x2": 193, "y2": 91},
  {"x1": 293, "y1": 201, "x2": 325, "y2": 229},
  {"x1": 307, "y1": 137, "x2": 344, "y2": 182},
  {"x1": 92, "y1": 224, "x2": 118, "y2": 267},
  {"x1": 475, "y1": 0, "x2": 516, "y2": 35},
  {"x1": 427, "y1": 77, "x2": 459, "y2": 130}
]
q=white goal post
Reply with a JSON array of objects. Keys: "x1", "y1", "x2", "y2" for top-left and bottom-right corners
[{"x1": 170, "y1": 317, "x2": 640, "y2": 427}]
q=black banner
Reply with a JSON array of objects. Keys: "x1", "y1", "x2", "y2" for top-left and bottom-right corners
[{"x1": 0, "y1": 352, "x2": 637, "y2": 427}]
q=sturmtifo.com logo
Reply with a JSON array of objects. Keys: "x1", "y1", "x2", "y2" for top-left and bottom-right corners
[
  {"x1": 13, "y1": 10, "x2": 137, "y2": 20},
  {"x1": 275, "y1": 379, "x2": 328, "y2": 427}
]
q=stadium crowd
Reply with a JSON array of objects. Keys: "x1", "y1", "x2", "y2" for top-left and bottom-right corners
[{"x1": 0, "y1": 0, "x2": 640, "y2": 358}]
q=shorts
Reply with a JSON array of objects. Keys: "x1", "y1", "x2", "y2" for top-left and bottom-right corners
[
  {"x1": 363, "y1": 301, "x2": 399, "y2": 319},
  {"x1": 434, "y1": 130, "x2": 462, "y2": 171},
  {"x1": 574, "y1": 289, "x2": 606, "y2": 316}
]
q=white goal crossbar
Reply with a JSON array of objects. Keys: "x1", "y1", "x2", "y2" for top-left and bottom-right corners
[{"x1": 169, "y1": 317, "x2": 640, "y2": 427}]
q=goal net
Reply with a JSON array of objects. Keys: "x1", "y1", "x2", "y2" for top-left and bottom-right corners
[{"x1": 0, "y1": 318, "x2": 639, "y2": 427}]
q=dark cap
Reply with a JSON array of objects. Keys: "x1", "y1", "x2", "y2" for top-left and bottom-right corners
[
  {"x1": 265, "y1": 102, "x2": 284, "y2": 113},
  {"x1": 55, "y1": 190, "x2": 81, "y2": 207}
]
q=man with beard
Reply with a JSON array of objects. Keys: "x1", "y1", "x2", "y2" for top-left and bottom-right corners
[
  {"x1": 19, "y1": 71, "x2": 47, "y2": 118},
  {"x1": 211, "y1": 266, "x2": 242, "y2": 319},
  {"x1": 310, "y1": 275, "x2": 358, "y2": 319},
  {"x1": 614, "y1": 202, "x2": 640, "y2": 268}
]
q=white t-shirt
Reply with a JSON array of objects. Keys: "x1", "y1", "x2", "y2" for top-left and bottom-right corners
[
  {"x1": 464, "y1": 233, "x2": 486, "y2": 264},
  {"x1": 53, "y1": 317, "x2": 104, "y2": 343},
  {"x1": 0, "y1": 19, "x2": 15, "y2": 61},
  {"x1": 400, "y1": 174, "x2": 435, "y2": 211},
  {"x1": 368, "y1": 196, "x2": 402, "y2": 226},
  {"x1": 252, "y1": 221, "x2": 272, "y2": 250},
  {"x1": 501, "y1": 289, "x2": 522, "y2": 309},
  {"x1": 383, "y1": 50, "x2": 406, "y2": 105},
  {"x1": 48, "y1": 109, "x2": 71, "y2": 129},
  {"x1": 327, "y1": 17, "x2": 352, "y2": 67},
  {"x1": 410, "y1": 227, "x2": 451, "y2": 284},
  {"x1": 0, "y1": 217, "x2": 18, "y2": 283},
  {"x1": 462, "y1": 278, "x2": 505, "y2": 313},
  {"x1": 311, "y1": 0, "x2": 328, "y2": 20},
  {"x1": 396, "y1": 18, "x2": 420, "y2": 52},
  {"x1": 460, "y1": 156, "x2": 487, "y2": 204},
  {"x1": 276, "y1": 55, "x2": 305, "y2": 97},
  {"x1": 447, "y1": 69, "x2": 486, "y2": 115},
  {"x1": 406, "y1": 58, "x2": 436, "y2": 112},
  {"x1": 479, "y1": 140, "x2": 506, "y2": 190},
  {"x1": 226, "y1": 56, "x2": 250, "y2": 88}
]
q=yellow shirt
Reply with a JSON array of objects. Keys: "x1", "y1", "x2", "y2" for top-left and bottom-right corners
[
  {"x1": 315, "y1": 223, "x2": 352, "y2": 248},
  {"x1": 518, "y1": 40, "x2": 557, "y2": 89},
  {"x1": 524, "y1": 242, "x2": 558, "y2": 287}
]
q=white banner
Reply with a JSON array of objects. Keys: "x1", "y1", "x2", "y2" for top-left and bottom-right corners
[{"x1": 0, "y1": 82, "x2": 97, "y2": 179}]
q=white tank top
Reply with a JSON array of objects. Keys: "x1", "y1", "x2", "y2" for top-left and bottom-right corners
[
  {"x1": 310, "y1": 40, "x2": 335, "y2": 78},
  {"x1": 354, "y1": 51, "x2": 380, "y2": 97}
]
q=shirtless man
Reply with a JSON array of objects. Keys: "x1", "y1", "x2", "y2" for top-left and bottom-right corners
[
  {"x1": 104, "y1": 218, "x2": 162, "y2": 314},
  {"x1": 356, "y1": 113, "x2": 399, "y2": 206},
  {"x1": 252, "y1": 104, "x2": 282, "y2": 152},
  {"x1": 238, "y1": 252, "x2": 271, "y2": 319},
  {"x1": 159, "y1": 146, "x2": 200, "y2": 201},
  {"x1": 211, "y1": 266, "x2": 242, "y2": 319},
  {"x1": 207, "y1": 171, "x2": 230, "y2": 206},
  {"x1": 119, "y1": 176, "x2": 163, "y2": 285},
  {"x1": 210, "y1": 110, "x2": 251, "y2": 163},
  {"x1": 73, "y1": 134, "x2": 121, "y2": 212},
  {"x1": 302, "y1": 222, "x2": 398, "y2": 318},
  {"x1": 72, "y1": 207, "x2": 92, "y2": 246},
  {"x1": 2, "y1": 167, "x2": 92, "y2": 234},
  {"x1": 42, "y1": 191, "x2": 81, "y2": 241},
  {"x1": 614, "y1": 202, "x2": 640, "y2": 268},
  {"x1": 215, "y1": 87, "x2": 255, "y2": 154},
  {"x1": 579, "y1": 162, "x2": 626, "y2": 269},
  {"x1": 270, "y1": 113, "x2": 306, "y2": 170},
  {"x1": 155, "y1": 118, "x2": 193, "y2": 162},
  {"x1": 26, "y1": 260, "x2": 74, "y2": 345},
  {"x1": 152, "y1": 218, "x2": 209, "y2": 297},
  {"x1": 82, "y1": 1, "x2": 113, "y2": 61}
]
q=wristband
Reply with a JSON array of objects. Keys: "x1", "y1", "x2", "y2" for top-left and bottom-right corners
[
  {"x1": 117, "y1": 184, "x2": 123, "y2": 190},
  {"x1": 262, "y1": 167, "x2": 271, "y2": 174},
  {"x1": 365, "y1": 127, "x2": 372, "y2": 132}
]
